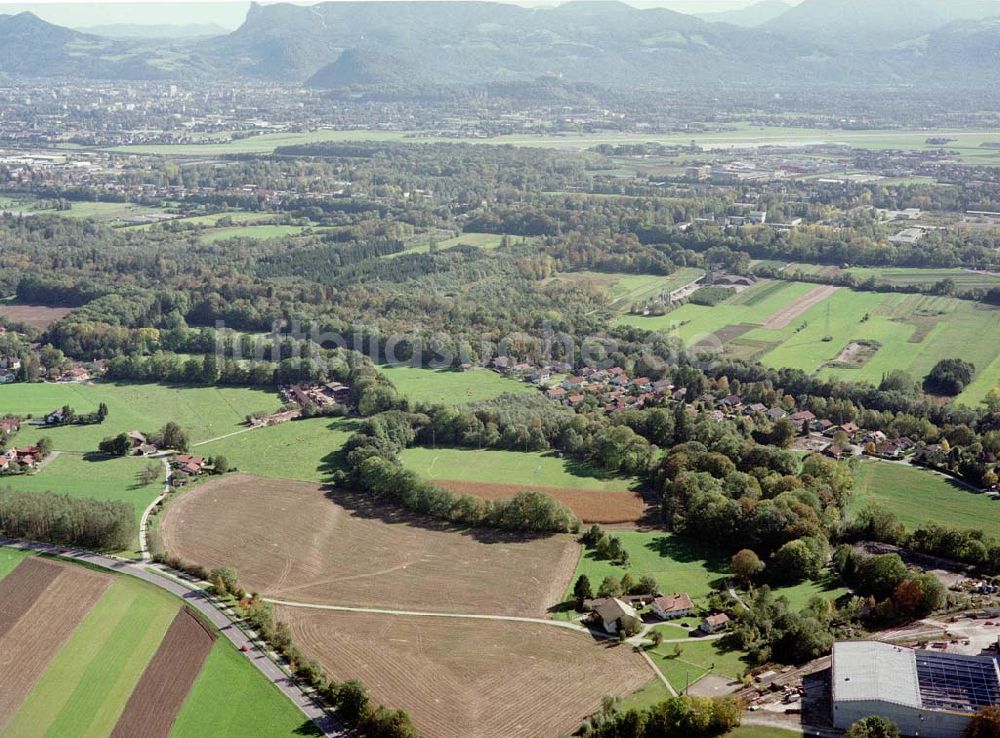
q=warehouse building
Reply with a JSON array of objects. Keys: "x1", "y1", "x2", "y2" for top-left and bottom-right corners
[{"x1": 831, "y1": 641, "x2": 1000, "y2": 738}]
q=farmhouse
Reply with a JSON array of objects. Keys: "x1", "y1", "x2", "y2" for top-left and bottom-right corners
[
  {"x1": 592, "y1": 597, "x2": 638, "y2": 634},
  {"x1": 0, "y1": 417, "x2": 20, "y2": 435},
  {"x1": 59, "y1": 367, "x2": 91, "y2": 382},
  {"x1": 790, "y1": 410, "x2": 816, "y2": 430},
  {"x1": 652, "y1": 593, "x2": 693, "y2": 620},
  {"x1": 43, "y1": 407, "x2": 66, "y2": 426},
  {"x1": 831, "y1": 641, "x2": 1000, "y2": 738},
  {"x1": 173, "y1": 454, "x2": 205, "y2": 476},
  {"x1": 698, "y1": 613, "x2": 730, "y2": 634}
]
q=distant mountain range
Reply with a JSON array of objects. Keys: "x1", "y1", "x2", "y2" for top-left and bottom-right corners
[
  {"x1": 79, "y1": 22, "x2": 228, "y2": 39},
  {"x1": 695, "y1": 0, "x2": 792, "y2": 28},
  {"x1": 0, "y1": 0, "x2": 998, "y2": 91}
]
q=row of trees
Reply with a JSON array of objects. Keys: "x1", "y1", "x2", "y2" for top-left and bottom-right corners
[
  {"x1": 580, "y1": 694, "x2": 741, "y2": 738},
  {"x1": 0, "y1": 490, "x2": 133, "y2": 551}
]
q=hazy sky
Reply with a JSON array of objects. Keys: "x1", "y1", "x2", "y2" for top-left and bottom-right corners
[{"x1": 0, "y1": 0, "x2": 795, "y2": 30}]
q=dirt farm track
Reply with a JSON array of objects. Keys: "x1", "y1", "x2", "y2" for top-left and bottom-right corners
[
  {"x1": 160, "y1": 475, "x2": 580, "y2": 616},
  {"x1": 276, "y1": 607, "x2": 651, "y2": 738}
]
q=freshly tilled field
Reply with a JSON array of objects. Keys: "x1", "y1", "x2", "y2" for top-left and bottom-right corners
[
  {"x1": 277, "y1": 607, "x2": 653, "y2": 738},
  {"x1": 161, "y1": 474, "x2": 580, "y2": 616}
]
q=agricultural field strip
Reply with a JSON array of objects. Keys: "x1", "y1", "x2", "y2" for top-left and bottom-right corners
[
  {"x1": 2, "y1": 576, "x2": 179, "y2": 738},
  {"x1": 0, "y1": 557, "x2": 62, "y2": 637},
  {"x1": 109, "y1": 609, "x2": 215, "y2": 738},
  {"x1": 0, "y1": 539, "x2": 344, "y2": 738},
  {"x1": 0, "y1": 559, "x2": 111, "y2": 730}
]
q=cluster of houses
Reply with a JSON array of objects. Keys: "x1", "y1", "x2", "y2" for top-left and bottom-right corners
[
  {"x1": 585, "y1": 590, "x2": 730, "y2": 638},
  {"x1": 0, "y1": 357, "x2": 21, "y2": 384},
  {"x1": 124, "y1": 431, "x2": 158, "y2": 457},
  {"x1": 485, "y1": 358, "x2": 676, "y2": 414},
  {"x1": 279, "y1": 381, "x2": 350, "y2": 409},
  {"x1": 545, "y1": 367, "x2": 673, "y2": 413},
  {"x1": 0, "y1": 352, "x2": 96, "y2": 385},
  {"x1": 0, "y1": 417, "x2": 38, "y2": 473},
  {"x1": 0, "y1": 445, "x2": 42, "y2": 473}
]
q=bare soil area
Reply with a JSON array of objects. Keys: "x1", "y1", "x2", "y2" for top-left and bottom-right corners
[
  {"x1": 436, "y1": 479, "x2": 646, "y2": 524},
  {"x1": 277, "y1": 607, "x2": 652, "y2": 738},
  {"x1": 0, "y1": 304, "x2": 74, "y2": 329},
  {"x1": 160, "y1": 474, "x2": 580, "y2": 616}
]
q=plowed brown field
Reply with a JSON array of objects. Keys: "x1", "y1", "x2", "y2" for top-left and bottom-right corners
[
  {"x1": 160, "y1": 475, "x2": 579, "y2": 616},
  {"x1": 110, "y1": 608, "x2": 215, "y2": 738},
  {"x1": 0, "y1": 556, "x2": 62, "y2": 638},
  {"x1": 0, "y1": 558, "x2": 110, "y2": 729},
  {"x1": 277, "y1": 607, "x2": 652, "y2": 738},
  {"x1": 0, "y1": 304, "x2": 75, "y2": 329},
  {"x1": 436, "y1": 479, "x2": 645, "y2": 524}
]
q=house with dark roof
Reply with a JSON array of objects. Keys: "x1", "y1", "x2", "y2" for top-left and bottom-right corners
[{"x1": 592, "y1": 598, "x2": 639, "y2": 634}]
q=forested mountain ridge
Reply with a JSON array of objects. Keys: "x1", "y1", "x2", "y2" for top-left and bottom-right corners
[{"x1": 2, "y1": 0, "x2": 1000, "y2": 89}]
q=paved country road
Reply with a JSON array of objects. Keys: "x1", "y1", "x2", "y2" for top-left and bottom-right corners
[{"x1": 0, "y1": 537, "x2": 345, "y2": 738}]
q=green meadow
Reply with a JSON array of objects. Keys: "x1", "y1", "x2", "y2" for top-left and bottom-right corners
[
  {"x1": 647, "y1": 638, "x2": 751, "y2": 693},
  {"x1": 398, "y1": 446, "x2": 634, "y2": 492},
  {"x1": 617, "y1": 282, "x2": 1000, "y2": 405},
  {"x1": 0, "y1": 547, "x2": 31, "y2": 580},
  {"x1": 2, "y1": 381, "x2": 281, "y2": 452},
  {"x1": 567, "y1": 531, "x2": 730, "y2": 607},
  {"x1": 785, "y1": 263, "x2": 1000, "y2": 290},
  {"x1": 617, "y1": 280, "x2": 816, "y2": 342},
  {"x1": 171, "y1": 639, "x2": 321, "y2": 738},
  {"x1": 379, "y1": 365, "x2": 536, "y2": 405},
  {"x1": 850, "y1": 460, "x2": 1000, "y2": 532},
  {"x1": 198, "y1": 224, "x2": 314, "y2": 244},
  {"x1": 193, "y1": 417, "x2": 358, "y2": 483}
]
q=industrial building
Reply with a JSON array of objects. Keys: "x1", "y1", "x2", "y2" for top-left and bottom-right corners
[{"x1": 831, "y1": 641, "x2": 1000, "y2": 738}]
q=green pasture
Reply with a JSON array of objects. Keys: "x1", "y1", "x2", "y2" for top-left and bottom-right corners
[
  {"x1": 648, "y1": 638, "x2": 750, "y2": 693},
  {"x1": 617, "y1": 282, "x2": 1000, "y2": 404},
  {"x1": 726, "y1": 728, "x2": 804, "y2": 738},
  {"x1": 615, "y1": 279, "x2": 815, "y2": 341},
  {"x1": 4, "y1": 575, "x2": 178, "y2": 738},
  {"x1": 171, "y1": 639, "x2": 321, "y2": 738},
  {"x1": 567, "y1": 531, "x2": 730, "y2": 608},
  {"x1": 785, "y1": 263, "x2": 1000, "y2": 290},
  {"x1": 0, "y1": 547, "x2": 31, "y2": 581},
  {"x1": 379, "y1": 365, "x2": 536, "y2": 405},
  {"x1": 387, "y1": 231, "x2": 522, "y2": 259},
  {"x1": 2, "y1": 381, "x2": 281, "y2": 451},
  {"x1": 850, "y1": 460, "x2": 1000, "y2": 532},
  {"x1": 769, "y1": 572, "x2": 850, "y2": 611},
  {"x1": 193, "y1": 417, "x2": 358, "y2": 483},
  {"x1": 198, "y1": 224, "x2": 313, "y2": 244},
  {"x1": 398, "y1": 447, "x2": 634, "y2": 492}
]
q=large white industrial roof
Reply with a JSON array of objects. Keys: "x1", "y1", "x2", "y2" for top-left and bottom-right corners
[{"x1": 832, "y1": 641, "x2": 921, "y2": 708}]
